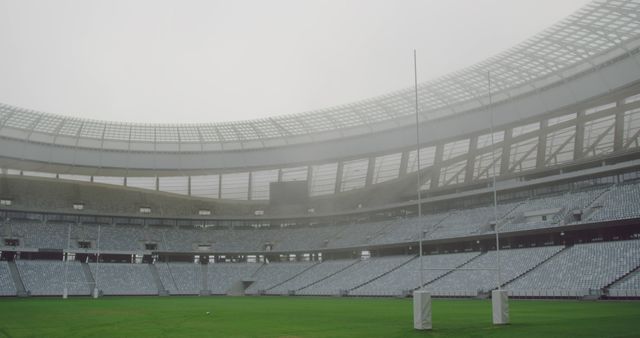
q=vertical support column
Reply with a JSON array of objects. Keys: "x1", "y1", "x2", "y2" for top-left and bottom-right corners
[
  {"x1": 574, "y1": 111, "x2": 585, "y2": 161},
  {"x1": 614, "y1": 103, "x2": 625, "y2": 152},
  {"x1": 306, "y1": 166, "x2": 313, "y2": 196},
  {"x1": 155, "y1": 176, "x2": 160, "y2": 191},
  {"x1": 464, "y1": 135, "x2": 478, "y2": 184},
  {"x1": 492, "y1": 289, "x2": 510, "y2": 325},
  {"x1": 334, "y1": 161, "x2": 344, "y2": 194},
  {"x1": 247, "y1": 172, "x2": 253, "y2": 201},
  {"x1": 500, "y1": 128, "x2": 512, "y2": 175},
  {"x1": 429, "y1": 144, "x2": 444, "y2": 190},
  {"x1": 536, "y1": 120, "x2": 548, "y2": 169},
  {"x1": 187, "y1": 176, "x2": 192, "y2": 196},
  {"x1": 413, "y1": 290, "x2": 432, "y2": 330},
  {"x1": 218, "y1": 175, "x2": 222, "y2": 199},
  {"x1": 365, "y1": 156, "x2": 375, "y2": 187},
  {"x1": 399, "y1": 151, "x2": 409, "y2": 178}
]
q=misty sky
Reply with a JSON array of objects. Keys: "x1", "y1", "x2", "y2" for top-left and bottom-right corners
[{"x1": 0, "y1": 0, "x2": 592, "y2": 124}]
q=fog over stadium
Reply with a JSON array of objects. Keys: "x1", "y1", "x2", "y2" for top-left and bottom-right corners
[
  {"x1": 1, "y1": 0, "x2": 640, "y2": 336},
  {"x1": 0, "y1": 0, "x2": 590, "y2": 123}
]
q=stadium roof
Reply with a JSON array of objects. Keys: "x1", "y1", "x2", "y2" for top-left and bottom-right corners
[{"x1": 1, "y1": 0, "x2": 640, "y2": 151}]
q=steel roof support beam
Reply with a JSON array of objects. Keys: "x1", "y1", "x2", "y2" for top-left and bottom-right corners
[{"x1": 574, "y1": 111, "x2": 586, "y2": 161}]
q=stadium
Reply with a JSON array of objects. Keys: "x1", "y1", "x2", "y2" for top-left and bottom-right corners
[{"x1": 1, "y1": 0, "x2": 640, "y2": 337}]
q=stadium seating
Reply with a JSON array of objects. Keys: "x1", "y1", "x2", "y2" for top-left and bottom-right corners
[
  {"x1": 269, "y1": 259, "x2": 357, "y2": 295},
  {"x1": 245, "y1": 261, "x2": 316, "y2": 295},
  {"x1": 351, "y1": 252, "x2": 479, "y2": 296},
  {"x1": 1, "y1": 240, "x2": 639, "y2": 298},
  {"x1": 2, "y1": 179, "x2": 640, "y2": 298},
  {"x1": 296, "y1": 256, "x2": 413, "y2": 296},
  {"x1": 608, "y1": 267, "x2": 640, "y2": 298},
  {"x1": 588, "y1": 182, "x2": 640, "y2": 222},
  {"x1": 324, "y1": 221, "x2": 395, "y2": 249},
  {"x1": 267, "y1": 226, "x2": 342, "y2": 252},
  {"x1": 425, "y1": 246, "x2": 563, "y2": 296},
  {"x1": 369, "y1": 214, "x2": 450, "y2": 246},
  {"x1": 2, "y1": 181, "x2": 640, "y2": 255},
  {"x1": 16, "y1": 260, "x2": 90, "y2": 296},
  {"x1": 155, "y1": 262, "x2": 202, "y2": 295},
  {"x1": 90, "y1": 263, "x2": 157, "y2": 295},
  {"x1": 427, "y1": 203, "x2": 519, "y2": 240},
  {"x1": 610, "y1": 270, "x2": 640, "y2": 291},
  {"x1": 8, "y1": 222, "x2": 68, "y2": 249},
  {"x1": 206, "y1": 263, "x2": 261, "y2": 295},
  {"x1": 505, "y1": 240, "x2": 640, "y2": 296},
  {"x1": 0, "y1": 261, "x2": 17, "y2": 296},
  {"x1": 501, "y1": 187, "x2": 608, "y2": 232}
]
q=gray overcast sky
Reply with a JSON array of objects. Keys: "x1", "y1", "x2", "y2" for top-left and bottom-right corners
[{"x1": 0, "y1": 0, "x2": 592, "y2": 124}]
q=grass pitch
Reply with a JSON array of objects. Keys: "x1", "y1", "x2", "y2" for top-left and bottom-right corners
[{"x1": 0, "y1": 296, "x2": 638, "y2": 337}]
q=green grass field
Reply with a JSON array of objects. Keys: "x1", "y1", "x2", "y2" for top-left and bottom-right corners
[{"x1": 0, "y1": 296, "x2": 638, "y2": 338}]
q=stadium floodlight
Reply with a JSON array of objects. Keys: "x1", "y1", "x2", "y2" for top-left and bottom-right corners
[
  {"x1": 488, "y1": 71, "x2": 509, "y2": 325},
  {"x1": 412, "y1": 50, "x2": 432, "y2": 331}
]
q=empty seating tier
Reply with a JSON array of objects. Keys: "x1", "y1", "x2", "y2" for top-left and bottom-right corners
[{"x1": 506, "y1": 240, "x2": 640, "y2": 296}]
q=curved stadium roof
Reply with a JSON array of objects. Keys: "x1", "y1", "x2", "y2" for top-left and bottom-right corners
[{"x1": 1, "y1": 0, "x2": 640, "y2": 152}]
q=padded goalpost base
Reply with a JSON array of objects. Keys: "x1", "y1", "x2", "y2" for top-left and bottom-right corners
[
  {"x1": 92, "y1": 288, "x2": 100, "y2": 299},
  {"x1": 492, "y1": 289, "x2": 509, "y2": 325},
  {"x1": 413, "y1": 290, "x2": 432, "y2": 330}
]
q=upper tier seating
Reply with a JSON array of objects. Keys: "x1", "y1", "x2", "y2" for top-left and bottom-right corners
[
  {"x1": 501, "y1": 187, "x2": 608, "y2": 231},
  {"x1": 427, "y1": 203, "x2": 519, "y2": 240},
  {"x1": 1, "y1": 181, "x2": 639, "y2": 255},
  {"x1": 324, "y1": 221, "x2": 395, "y2": 249},
  {"x1": 369, "y1": 214, "x2": 450, "y2": 246},
  {"x1": 588, "y1": 182, "x2": 640, "y2": 222}
]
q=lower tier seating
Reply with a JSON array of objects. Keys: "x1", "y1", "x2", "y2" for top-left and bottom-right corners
[{"x1": 2, "y1": 239, "x2": 639, "y2": 298}]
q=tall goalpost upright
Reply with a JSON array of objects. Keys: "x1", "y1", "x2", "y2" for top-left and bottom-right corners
[
  {"x1": 412, "y1": 60, "x2": 509, "y2": 331},
  {"x1": 411, "y1": 50, "x2": 432, "y2": 331},
  {"x1": 488, "y1": 71, "x2": 509, "y2": 325}
]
